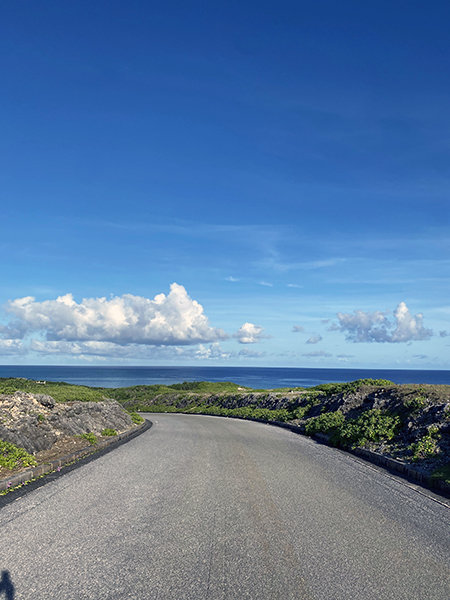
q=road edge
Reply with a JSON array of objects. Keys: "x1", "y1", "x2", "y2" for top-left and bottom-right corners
[
  {"x1": 0, "y1": 419, "x2": 152, "y2": 498},
  {"x1": 269, "y1": 420, "x2": 450, "y2": 500},
  {"x1": 147, "y1": 412, "x2": 450, "y2": 500}
]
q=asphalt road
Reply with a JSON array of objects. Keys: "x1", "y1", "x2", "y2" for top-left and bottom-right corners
[{"x1": 1, "y1": 414, "x2": 449, "y2": 600}]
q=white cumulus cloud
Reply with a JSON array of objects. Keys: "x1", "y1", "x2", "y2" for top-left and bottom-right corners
[
  {"x1": 3, "y1": 283, "x2": 226, "y2": 346},
  {"x1": 235, "y1": 322, "x2": 264, "y2": 344},
  {"x1": 334, "y1": 302, "x2": 433, "y2": 343}
]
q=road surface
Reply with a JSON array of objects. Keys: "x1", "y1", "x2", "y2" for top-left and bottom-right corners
[{"x1": 0, "y1": 413, "x2": 449, "y2": 599}]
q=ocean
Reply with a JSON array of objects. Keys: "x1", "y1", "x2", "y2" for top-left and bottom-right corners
[{"x1": 0, "y1": 365, "x2": 449, "y2": 389}]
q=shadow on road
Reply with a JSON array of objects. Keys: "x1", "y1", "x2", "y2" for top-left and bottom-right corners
[{"x1": 0, "y1": 571, "x2": 15, "y2": 599}]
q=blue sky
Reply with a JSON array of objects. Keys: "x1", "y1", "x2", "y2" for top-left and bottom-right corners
[{"x1": 1, "y1": 0, "x2": 449, "y2": 368}]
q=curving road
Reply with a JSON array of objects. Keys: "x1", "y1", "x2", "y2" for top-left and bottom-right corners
[{"x1": 1, "y1": 414, "x2": 449, "y2": 599}]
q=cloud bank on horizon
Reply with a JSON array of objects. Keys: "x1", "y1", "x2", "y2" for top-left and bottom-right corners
[{"x1": 0, "y1": 282, "x2": 440, "y2": 364}]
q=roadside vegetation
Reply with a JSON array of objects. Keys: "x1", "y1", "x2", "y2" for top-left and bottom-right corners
[
  {"x1": 0, "y1": 440, "x2": 37, "y2": 470},
  {"x1": 1, "y1": 377, "x2": 448, "y2": 486},
  {"x1": 106, "y1": 377, "x2": 449, "y2": 485}
]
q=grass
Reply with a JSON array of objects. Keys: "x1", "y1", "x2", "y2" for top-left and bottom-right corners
[{"x1": 0, "y1": 378, "x2": 106, "y2": 402}]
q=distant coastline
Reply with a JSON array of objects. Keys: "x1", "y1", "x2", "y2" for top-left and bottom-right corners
[{"x1": 1, "y1": 365, "x2": 449, "y2": 389}]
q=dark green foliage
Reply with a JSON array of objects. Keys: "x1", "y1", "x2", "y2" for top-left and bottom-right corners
[
  {"x1": 0, "y1": 440, "x2": 37, "y2": 470},
  {"x1": 336, "y1": 409, "x2": 401, "y2": 447},
  {"x1": 292, "y1": 405, "x2": 312, "y2": 419},
  {"x1": 304, "y1": 410, "x2": 345, "y2": 435},
  {"x1": 101, "y1": 428, "x2": 117, "y2": 436},
  {"x1": 303, "y1": 409, "x2": 401, "y2": 448}
]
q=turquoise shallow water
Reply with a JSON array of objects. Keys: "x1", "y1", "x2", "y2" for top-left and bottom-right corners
[{"x1": 0, "y1": 365, "x2": 449, "y2": 389}]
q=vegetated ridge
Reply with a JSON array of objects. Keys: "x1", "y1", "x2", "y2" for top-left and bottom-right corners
[
  {"x1": 0, "y1": 378, "x2": 144, "y2": 483},
  {"x1": 0, "y1": 377, "x2": 449, "y2": 488},
  {"x1": 109, "y1": 378, "x2": 450, "y2": 486}
]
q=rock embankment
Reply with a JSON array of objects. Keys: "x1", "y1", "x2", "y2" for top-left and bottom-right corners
[{"x1": 0, "y1": 392, "x2": 133, "y2": 453}]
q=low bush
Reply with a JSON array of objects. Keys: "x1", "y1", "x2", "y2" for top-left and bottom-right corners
[
  {"x1": 409, "y1": 425, "x2": 441, "y2": 461},
  {"x1": 292, "y1": 405, "x2": 312, "y2": 419},
  {"x1": 304, "y1": 410, "x2": 345, "y2": 435},
  {"x1": 310, "y1": 379, "x2": 394, "y2": 396},
  {"x1": 79, "y1": 432, "x2": 97, "y2": 445},
  {"x1": 129, "y1": 412, "x2": 144, "y2": 424},
  {"x1": 0, "y1": 440, "x2": 37, "y2": 470},
  {"x1": 403, "y1": 395, "x2": 428, "y2": 412},
  {"x1": 336, "y1": 409, "x2": 401, "y2": 447},
  {"x1": 101, "y1": 428, "x2": 117, "y2": 437}
]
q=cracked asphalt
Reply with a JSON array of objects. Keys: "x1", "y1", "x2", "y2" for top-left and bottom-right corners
[{"x1": 1, "y1": 413, "x2": 449, "y2": 599}]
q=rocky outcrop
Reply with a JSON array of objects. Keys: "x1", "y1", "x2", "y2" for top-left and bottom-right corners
[{"x1": 0, "y1": 392, "x2": 133, "y2": 453}]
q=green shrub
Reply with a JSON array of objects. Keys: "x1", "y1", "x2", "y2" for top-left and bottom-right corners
[
  {"x1": 336, "y1": 409, "x2": 401, "y2": 447},
  {"x1": 101, "y1": 428, "x2": 117, "y2": 436},
  {"x1": 0, "y1": 440, "x2": 37, "y2": 470},
  {"x1": 129, "y1": 412, "x2": 144, "y2": 424},
  {"x1": 79, "y1": 432, "x2": 97, "y2": 445},
  {"x1": 304, "y1": 410, "x2": 345, "y2": 435},
  {"x1": 409, "y1": 426, "x2": 441, "y2": 461},
  {"x1": 292, "y1": 405, "x2": 312, "y2": 419},
  {"x1": 310, "y1": 379, "x2": 394, "y2": 396},
  {"x1": 404, "y1": 395, "x2": 428, "y2": 412}
]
